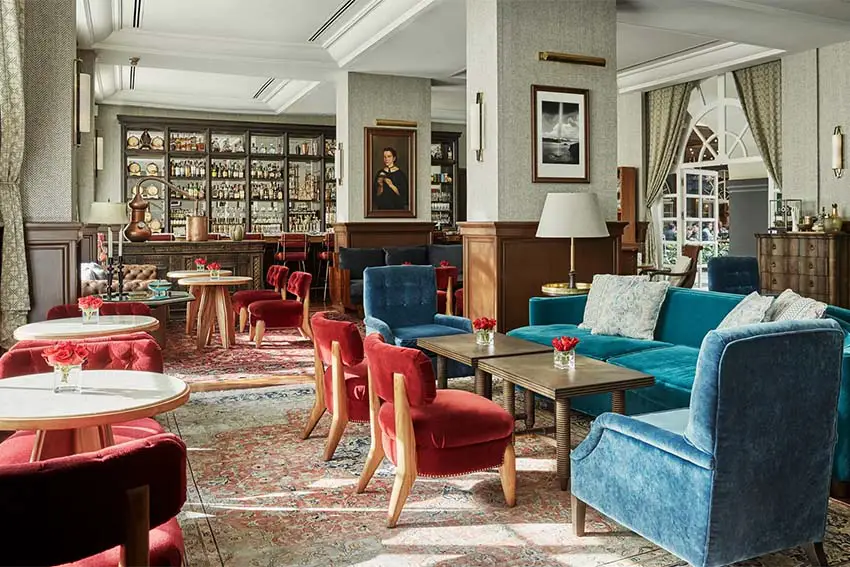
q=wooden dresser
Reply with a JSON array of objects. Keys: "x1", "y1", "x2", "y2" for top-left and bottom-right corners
[{"x1": 756, "y1": 233, "x2": 850, "y2": 308}]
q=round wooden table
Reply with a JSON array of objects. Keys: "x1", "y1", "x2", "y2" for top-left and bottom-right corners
[
  {"x1": 0, "y1": 370, "x2": 189, "y2": 462},
  {"x1": 13, "y1": 315, "x2": 160, "y2": 341},
  {"x1": 167, "y1": 270, "x2": 233, "y2": 335},
  {"x1": 177, "y1": 276, "x2": 252, "y2": 349}
]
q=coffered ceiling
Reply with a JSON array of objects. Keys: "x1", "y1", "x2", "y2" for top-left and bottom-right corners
[{"x1": 78, "y1": 0, "x2": 850, "y2": 120}]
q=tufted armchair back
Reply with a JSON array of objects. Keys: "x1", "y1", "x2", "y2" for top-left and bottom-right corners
[
  {"x1": 363, "y1": 266, "x2": 437, "y2": 329},
  {"x1": 0, "y1": 336, "x2": 163, "y2": 378},
  {"x1": 707, "y1": 256, "x2": 759, "y2": 295},
  {"x1": 266, "y1": 265, "x2": 290, "y2": 291},
  {"x1": 287, "y1": 271, "x2": 312, "y2": 301},
  {"x1": 46, "y1": 302, "x2": 152, "y2": 320},
  {"x1": 364, "y1": 334, "x2": 436, "y2": 407},
  {"x1": 312, "y1": 312, "x2": 364, "y2": 368},
  {"x1": 0, "y1": 433, "x2": 186, "y2": 567}
]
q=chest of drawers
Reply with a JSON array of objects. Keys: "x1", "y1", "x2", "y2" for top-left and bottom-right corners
[{"x1": 756, "y1": 233, "x2": 850, "y2": 307}]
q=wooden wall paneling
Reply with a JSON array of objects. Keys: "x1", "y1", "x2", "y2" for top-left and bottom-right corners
[
  {"x1": 80, "y1": 225, "x2": 99, "y2": 263},
  {"x1": 618, "y1": 167, "x2": 639, "y2": 244},
  {"x1": 25, "y1": 223, "x2": 83, "y2": 322},
  {"x1": 333, "y1": 222, "x2": 435, "y2": 250}
]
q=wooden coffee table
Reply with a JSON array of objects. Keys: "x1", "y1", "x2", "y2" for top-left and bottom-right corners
[
  {"x1": 477, "y1": 352, "x2": 654, "y2": 491},
  {"x1": 417, "y1": 333, "x2": 551, "y2": 397}
]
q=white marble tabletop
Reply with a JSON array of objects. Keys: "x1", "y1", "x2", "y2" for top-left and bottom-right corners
[
  {"x1": 13, "y1": 315, "x2": 160, "y2": 341},
  {"x1": 176, "y1": 276, "x2": 252, "y2": 287},
  {"x1": 0, "y1": 370, "x2": 189, "y2": 430},
  {"x1": 167, "y1": 269, "x2": 232, "y2": 279}
]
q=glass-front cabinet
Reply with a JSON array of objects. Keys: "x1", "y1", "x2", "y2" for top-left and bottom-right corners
[
  {"x1": 119, "y1": 117, "x2": 336, "y2": 237},
  {"x1": 430, "y1": 131, "x2": 461, "y2": 230}
]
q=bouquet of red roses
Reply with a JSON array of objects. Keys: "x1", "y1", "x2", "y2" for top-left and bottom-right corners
[
  {"x1": 552, "y1": 336, "x2": 580, "y2": 352},
  {"x1": 439, "y1": 260, "x2": 451, "y2": 267},
  {"x1": 42, "y1": 341, "x2": 88, "y2": 369},
  {"x1": 194, "y1": 257, "x2": 207, "y2": 267},
  {"x1": 473, "y1": 317, "x2": 496, "y2": 331},
  {"x1": 78, "y1": 295, "x2": 104, "y2": 311},
  {"x1": 207, "y1": 261, "x2": 221, "y2": 271}
]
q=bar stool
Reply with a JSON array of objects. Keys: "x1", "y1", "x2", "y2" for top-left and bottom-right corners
[
  {"x1": 275, "y1": 232, "x2": 308, "y2": 272},
  {"x1": 319, "y1": 232, "x2": 335, "y2": 303}
]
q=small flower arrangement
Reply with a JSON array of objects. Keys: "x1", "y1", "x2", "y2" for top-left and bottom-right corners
[
  {"x1": 552, "y1": 336, "x2": 579, "y2": 370},
  {"x1": 42, "y1": 341, "x2": 88, "y2": 393},
  {"x1": 78, "y1": 295, "x2": 104, "y2": 324},
  {"x1": 402, "y1": 261, "x2": 413, "y2": 265},
  {"x1": 194, "y1": 257, "x2": 207, "y2": 271},
  {"x1": 473, "y1": 317, "x2": 497, "y2": 346},
  {"x1": 439, "y1": 260, "x2": 451, "y2": 267},
  {"x1": 207, "y1": 261, "x2": 222, "y2": 279}
]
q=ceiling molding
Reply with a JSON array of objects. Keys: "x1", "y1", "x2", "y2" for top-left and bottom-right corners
[
  {"x1": 100, "y1": 90, "x2": 280, "y2": 114},
  {"x1": 77, "y1": 0, "x2": 95, "y2": 47},
  {"x1": 111, "y1": 0, "x2": 122, "y2": 33},
  {"x1": 270, "y1": 81, "x2": 323, "y2": 114},
  {"x1": 617, "y1": 41, "x2": 784, "y2": 93},
  {"x1": 310, "y1": 0, "x2": 359, "y2": 42},
  {"x1": 321, "y1": 0, "x2": 384, "y2": 50},
  {"x1": 701, "y1": 0, "x2": 850, "y2": 27}
]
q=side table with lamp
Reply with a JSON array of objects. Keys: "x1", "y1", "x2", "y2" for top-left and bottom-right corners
[{"x1": 536, "y1": 193, "x2": 610, "y2": 295}]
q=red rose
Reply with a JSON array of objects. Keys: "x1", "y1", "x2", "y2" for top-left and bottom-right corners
[
  {"x1": 473, "y1": 317, "x2": 496, "y2": 331},
  {"x1": 78, "y1": 296, "x2": 103, "y2": 310},
  {"x1": 402, "y1": 261, "x2": 412, "y2": 265},
  {"x1": 439, "y1": 260, "x2": 451, "y2": 267},
  {"x1": 553, "y1": 336, "x2": 579, "y2": 351},
  {"x1": 194, "y1": 258, "x2": 206, "y2": 266},
  {"x1": 42, "y1": 341, "x2": 88, "y2": 367},
  {"x1": 207, "y1": 261, "x2": 221, "y2": 271}
]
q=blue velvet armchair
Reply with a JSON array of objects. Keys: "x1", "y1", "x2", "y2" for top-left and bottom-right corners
[
  {"x1": 707, "y1": 255, "x2": 760, "y2": 295},
  {"x1": 363, "y1": 265, "x2": 472, "y2": 379},
  {"x1": 571, "y1": 319, "x2": 844, "y2": 567}
]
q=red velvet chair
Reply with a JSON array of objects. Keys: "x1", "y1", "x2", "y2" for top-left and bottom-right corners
[
  {"x1": 319, "y1": 232, "x2": 335, "y2": 303},
  {"x1": 0, "y1": 336, "x2": 166, "y2": 464},
  {"x1": 249, "y1": 271, "x2": 313, "y2": 347},
  {"x1": 275, "y1": 232, "x2": 308, "y2": 272},
  {"x1": 455, "y1": 288, "x2": 464, "y2": 317},
  {"x1": 435, "y1": 265, "x2": 459, "y2": 315},
  {"x1": 231, "y1": 265, "x2": 290, "y2": 332},
  {"x1": 46, "y1": 302, "x2": 152, "y2": 320},
  {"x1": 358, "y1": 334, "x2": 516, "y2": 527},
  {"x1": 0, "y1": 433, "x2": 186, "y2": 567},
  {"x1": 303, "y1": 311, "x2": 369, "y2": 460}
]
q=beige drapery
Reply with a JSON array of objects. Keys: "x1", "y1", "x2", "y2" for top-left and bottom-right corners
[
  {"x1": 733, "y1": 61, "x2": 782, "y2": 187},
  {"x1": 645, "y1": 82, "x2": 697, "y2": 268},
  {"x1": 0, "y1": 0, "x2": 29, "y2": 348}
]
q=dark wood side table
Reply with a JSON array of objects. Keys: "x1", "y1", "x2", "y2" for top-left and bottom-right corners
[
  {"x1": 416, "y1": 333, "x2": 551, "y2": 397},
  {"x1": 477, "y1": 352, "x2": 654, "y2": 491}
]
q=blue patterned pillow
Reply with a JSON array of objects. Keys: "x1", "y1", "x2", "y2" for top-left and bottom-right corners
[
  {"x1": 579, "y1": 274, "x2": 650, "y2": 331},
  {"x1": 591, "y1": 279, "x2": 670, "y2": 340}
]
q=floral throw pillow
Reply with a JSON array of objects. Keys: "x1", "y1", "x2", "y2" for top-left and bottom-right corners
[
  {"x1": 591, "y1": 279, "x2": 670, "y2": 340},
  {"x1": 717, "y1": 292, "x2": 774, "y2": 330},
  {"x1": 766, "y1": 289, "x2": 827, "y2": 321},
  {"x1": 579, "y1": 274, "x2": 650, "y2": 331}
]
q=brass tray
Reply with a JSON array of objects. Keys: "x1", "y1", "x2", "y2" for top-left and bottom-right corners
[{"x1": 541, "y1": 282, "x2": 591, "y2": 296}]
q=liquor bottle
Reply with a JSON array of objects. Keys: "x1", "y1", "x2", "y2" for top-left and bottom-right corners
[
  {"x1": 276, "y1": 186, "x2": 283, "y2": 200},
  {"x1": 211, "y1": 163, "x2": 218, "y2": 178}
]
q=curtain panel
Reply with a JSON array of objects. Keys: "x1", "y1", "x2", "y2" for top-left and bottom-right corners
[
  {"x1": 733, "y1": 61, "x2": 782, "y2": 188},
  {"x1": 645, "y1": 81, "x2": 697, "y2": 268},
  {"x1": 0, "y1": 0, "x2": 29, "y2": 348}
]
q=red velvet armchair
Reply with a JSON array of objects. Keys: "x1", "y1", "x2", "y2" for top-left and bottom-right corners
[
  {"x1": 249, "y1": 271, "x2": 313, "y2": 347},
  {"x1": 435, "y1": 265, "x2": 459, "y2": 315},
  {"x1": 0, "y1": 433, "x2": 186, "y2": 567},
  {"x1": 358, "y1": 334, "x2": 516, "y2": 527},
  {"x1": 0, "y1": 336, "x2": 166, "y2": 463},
  {"x1": 232, "y1": 265, "x2": 290, "y2": 332},
  {"x1": 455, "y1": 288, "x2": 464, "y2": 316},
  {"x1": 303, "y1": 312, "x2": 369, "y2": 460},
  {"x1": 47, "y1": 302, "x2": 152, "y2": 320}
]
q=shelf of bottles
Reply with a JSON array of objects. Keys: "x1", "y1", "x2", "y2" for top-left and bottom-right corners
[
  {"x1": 126, "y1": 127, "x2": 167, "y2": 234},
  {"x1": 249, "y1": 134, "x2": 285, "y2": 235},
  {"x1": 430, "y1": 135, "x2": 459, "y2": 230},
  {"x1": 167, "y1": 131, "x2": 208, "y2": 237},
  {"x1": 209, "y1": 132, "x2": 246, "y2": 235},
  {"x1": 288, "y1": 160, "x2": 322, "y2": 233}
]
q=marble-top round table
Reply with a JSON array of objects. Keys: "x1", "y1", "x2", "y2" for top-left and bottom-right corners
[
  {"x1": 13, "y1": 315, "x2": 160, "y2": 341},
  {"x1": 166, "y1": 269, "x2": 232, "y2": 279},
  {"x1": 177, "y1": 276, "x2": 252, "y2": 349},
  {"x1": 0, "y1": 370, "x2": 189, "y2": 461}
]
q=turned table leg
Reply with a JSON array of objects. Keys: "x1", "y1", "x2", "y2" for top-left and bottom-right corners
[
  {"x1": 474, "y1": 367, "x2": 492, "y2": 399},
  {"x1": 524, "y1": 389, "x2": 536, "y2": 430},
  {"x1": 556, "y1": 398, "x2": 571, "y2": 491},
  {"x1": 503, "y1": 378, "x2": 515, "y2": 418},
  {"x1": 612, "y1": 390, "x2": 626, "y2": 414},
  {"x1": 436, "y1": 355, "x2": 448, "y2": 389}
]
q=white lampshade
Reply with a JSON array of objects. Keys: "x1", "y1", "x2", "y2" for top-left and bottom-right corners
[
  {"x1": 536, "y1": 193, "x2": 609, "y2": 238},
  {"x1": 88, "y1": 202, "x2": 128, "y2": 226}
]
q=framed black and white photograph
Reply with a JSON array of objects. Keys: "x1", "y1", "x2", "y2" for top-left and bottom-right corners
[{"x1": 532, "y1": 85, "x2": 589, "y2": 183}]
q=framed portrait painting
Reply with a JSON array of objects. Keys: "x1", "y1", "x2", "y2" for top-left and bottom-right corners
[
  {"x1": 532, "y1": 85, "x2": 589, "y2": 183},
  {"x1": 365, "y1": 127, "x2": 416, "y2": 218}
]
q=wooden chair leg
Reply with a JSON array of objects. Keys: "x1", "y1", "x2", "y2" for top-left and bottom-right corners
[
  {"x1": 238, "y1": 307, "x2": 248, "y2": 333},
  {"x1": 357, "y1": 368, "x2": 385, "y2": 493},
  {"x1": 303, "y1": 349, "x2": 327, "y2": 440},
  {"x1": 500, "y1": 442, "x2": 516, "y2": 507},
  {"x1": 324, "y1": 342, "x2": 349, "y2": 461},
  {"x1": 387, "y1": 468, "x2": 416, "y2": 529},
  {"x1": 806, "y1": 542, "x2": 828, "y2": 566},
  {"x1": 323, "y1": 261, "x2": 330, "y2": 303},
  {"x1": 387, "y1": 372, "x2": 417, "y2": 528},
  {"x1": 248, "y1": 324, "x2": 255, "y2": 341},
  {"x1": 120, "y1": 485, "x2": 150, "y2": 567},
  {"x1": 254, "y1": 321, "x2": 266, "y2": 347},
  {"x1": 324, "y1": 412, "x2": 348, "y2": 461},
  {"x1": 571, "y1": 494, "x2": 587, "y2": 537}
]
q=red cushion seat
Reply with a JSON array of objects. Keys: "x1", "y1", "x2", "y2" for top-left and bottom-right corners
[
  {"x1": 63, "y1": 517, "x2": 183, "y2": 567},
  {"x1": 249, "y1": 299, "x2": 304, "y2": 328},
  {"x1": 322, "y1": 360, "x2": 370, "y2": 422},
  {"x1": 282, "y1": 251, "x2": 308, "y2": 262},
  {"x1": 232, "y1": 290, "x2": 281, "y2": 312}
]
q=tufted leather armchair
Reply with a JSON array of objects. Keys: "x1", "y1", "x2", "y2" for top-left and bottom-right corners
[{"x1": 81, "y1": 264, "x2": 158, "y2": 297}]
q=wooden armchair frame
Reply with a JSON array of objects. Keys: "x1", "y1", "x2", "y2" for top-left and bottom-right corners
[
  {"x1": 356, "y1": 370, "x2": 516, "y2": 528},
  {"x1": 301, "y1": 341, "x2": 350, "y2": 461},
  {"x1": 249, "y1": 289, "x2": 312, "y2": 347},
  {"x1": 237, "y1": 280, "x2": 287, "y2": 334}
]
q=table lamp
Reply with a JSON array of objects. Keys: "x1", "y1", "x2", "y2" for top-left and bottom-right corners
[
  {"x1": 536, "y1": 193, "x2": 609, "y2": 289},
  {"x1": 89, "y1": 201, "x2": 129, "y2": 300}
]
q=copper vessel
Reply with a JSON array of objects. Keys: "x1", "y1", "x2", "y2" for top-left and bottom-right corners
[
  {"x1": 124, "y1": 191, "x2": 152, "y2": 242},
  {"x1": 187, "y1": 215, "x2": 209, "y2": 241}
]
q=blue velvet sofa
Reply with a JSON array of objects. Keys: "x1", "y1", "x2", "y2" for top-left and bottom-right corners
[
  {"x1": 571, "y1": 319, "x2": 843, "y2": 566},
  {"x1": 507, "y1": 287, "x2": 850, "y2": 482},
  {"x1": 336, "y1": 244, "x2": 462, "y2": 310}
]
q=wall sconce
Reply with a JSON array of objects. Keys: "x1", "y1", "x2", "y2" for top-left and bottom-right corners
[
  {"x1": 471, "y1": 91, "x2": 484, "y2": 162},
  {"x1": 73, "y1": 58, "x2": 91, "y2": 146},
  {"x1": 96, "y1": 136, "x2": 104, "y2": 171},
  {"x1": 833, "y1": 126, "x2": 844, "y2": 179},
  {"x1": 334, "y1": 142, "x2": 343, "y2": 184}
]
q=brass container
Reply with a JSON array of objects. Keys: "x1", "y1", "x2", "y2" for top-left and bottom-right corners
[{"x1": 187, "y1": 215, "x2": 209, "y2": 241}]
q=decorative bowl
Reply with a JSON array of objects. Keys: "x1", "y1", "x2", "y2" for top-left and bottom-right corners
[{"x1": 147, "y1": 280, "x2": 172, "y2": 298}]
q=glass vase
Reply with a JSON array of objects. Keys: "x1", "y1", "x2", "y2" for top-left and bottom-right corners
[
  {"x1": 81, "y1": 308, "x2": 99, "y2": 325},
  {"x1": 210, "y1": 269, "x2": 221, "y2": 280},
  {"x1": 195, "y1": 265, "x2": 205, "y2": 271},
  {"x1": 475, "y1": 329, "x2": 495, "y2": 346},
  {"x1": 53, "y1": 364, "x2": 82, "y2": 393},
  {"x1": 554, "y1": 349, "x2": 576, "y2": 370}
]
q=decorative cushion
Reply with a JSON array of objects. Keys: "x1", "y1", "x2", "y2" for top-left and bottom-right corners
[
  {"x1": 591, "y1": 278, "x2": 670, "y2": 340},
  {"x1": 339, "y1": 248, "x2": 386, "y2": 280},
  {"x1": 580, "y1": 274, "x2": 650, "y2": 330},
  {"x1": 248, "y1": 299, "x2": 303, "y2": 328},
  {"x1": 322, "y1": 360, "x2": 370, "y2": 422},
  {"x1": 232, "y1": 290, "x2": 281, "y2": 312},
  {"x1": 716, "y1": 291, "x2": 774, "y2": 329},
  {"x1": 392, "y1": 323, "x2": 467, "y2": 348},
  {"x1": 384, "y1": 246, "x2": 429, "y2": 266},
  {"x1": 350, "y1": 280, "x2": 364, "y2": 305},
  {"x1": 766, "y1": 289, "x2": 827, "y2": 321},
  {"x1": 80, "y1": 262, "x2": 107, "y2": 281}
]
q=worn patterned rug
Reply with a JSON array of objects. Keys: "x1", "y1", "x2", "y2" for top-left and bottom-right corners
[{"x1": 164, "y1": 380, "x2": 850, "y2": 567}]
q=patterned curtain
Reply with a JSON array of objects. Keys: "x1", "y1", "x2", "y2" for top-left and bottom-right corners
[
  {"x1": 733, "y1": 61, "x2": 782, "y2": 187},
  {"x1": 645, "y1": 81, "x2": 696, "y2": 268},
  {"x1": 0, "y1": 0, "x2": 28, "y2": 348}
]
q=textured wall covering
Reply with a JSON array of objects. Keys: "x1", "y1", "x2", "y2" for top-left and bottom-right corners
[
  {"x1": 618, "y1": 92, "x2": 644, "y2": 216},
  {"x1": 781, "y1": 50, "x2": 818, "y2": 210},
  {"x1": 21, "y1": 0, "x2": 75, "y2": 221},
  {"x1": 76, "y1": 50, "x2": 96, "y2": 223},
  {"x1": 336, "y1": 72, "x2": 431, "y2": 223},
  {"x1": 817, "y1": 42, "x2": 850, "y2": 214},
  {"x1": 467, "y1": 0, "x2": 618, "y2": 221},
  {"x1": 95, "y1": 105, "x2": 335, "y2": 204}
]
